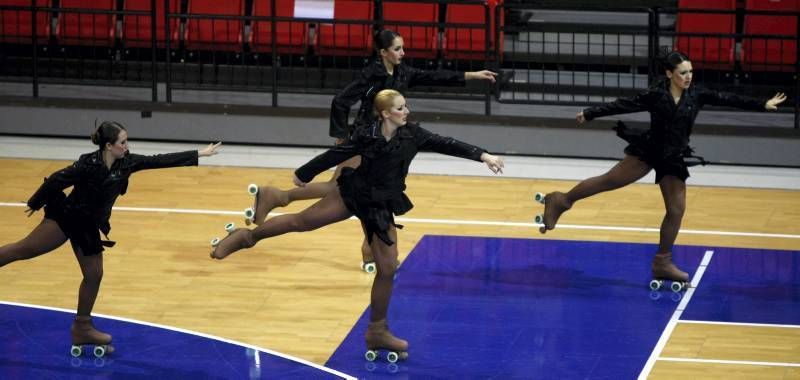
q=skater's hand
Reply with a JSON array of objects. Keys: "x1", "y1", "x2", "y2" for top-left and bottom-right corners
[
  {"x1": 765, "y1": 92, "x2": 787, "y2": 111},
  {"x1": 199, "y1": 142, "x2": 222, "y2": 157},
  {"x1": 293, "y1": 174, "x2": 306, "y2": 187},
  {"x1": 24, "y1": 208, "x2": 34, "y2": 217},
  {"x1": 466, "y1": 70, "x2": 498, "y2": 83},
  {"x1": 576, "y1": 111, "x2": 586, "y2": 125},
  {"x1": 481, "y1": 153, "x2": 504, "y2": 174}
]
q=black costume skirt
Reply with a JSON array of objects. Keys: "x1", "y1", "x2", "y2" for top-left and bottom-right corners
[
  {"x1": 43, "y1": 192, "x2": 108, "y2": 256},
  {"x1": 614, "y1": 121, "x2": 707, "y2": 183},
  {"x1": 337, "y1": 168, "x2": 413, "y2": 246}
]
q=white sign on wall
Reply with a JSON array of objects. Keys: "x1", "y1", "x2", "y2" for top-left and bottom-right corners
[{"x1": 294, "y1": 0, "x2": 334, "y2": 19}]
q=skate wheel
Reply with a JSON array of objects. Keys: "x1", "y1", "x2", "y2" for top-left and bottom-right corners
[
  {"x1": 534, "y1": 214, "x2": 544, "y2": 224},
  {"x1": 649, "y1": 279, "x2": 663, "y2": 291},
  {"x1": 225, "y1": 223, "x2": 235, "y2": 233},
  {"x1": 247, "y1": 183, "x2": 258, "y2": 195},
  {"x1": 534, "y1": 192, "x2": 545, "y2": 204},
  {"x1": 365, "y1": 349, "x2": 378, "y2": 362},
  {"x1": 386, "y1": 351, "x2": 399, "y2": 363},
  {"x1": 93, "y1": 345, "x2": 106, "y2": 358},
  {"x1": 244, "y1": 207, "x2": 255, "y2": 220},
  {"x1": 70, "y1": 345, "x2": 82, "y2": 357},
  {"x1": 670, "y1": 281, "x2": 686, "y2": 293},
  {"x1": 211, "y1": 237, "x2": 220, "y2": 247},
  {"x1": 362, "y1": 262, "x2": 376, "y2": 274}
]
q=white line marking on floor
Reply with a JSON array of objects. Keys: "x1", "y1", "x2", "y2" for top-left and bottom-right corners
[
  {"x1": 678, "y1": 319, "x2": 800, "y2": 329},
  {"x1": 638, "y1": 250, "x2": 715, "y2": 379},
  {"x1": 658, "y1": 357, "x2": 800, "y2": 368},
  {"x1": 0, "y1": 300, "x2": 356, "y2": 380},
  {"x1": 3, "y1": 202, "x2": 799, "y2": 240}
]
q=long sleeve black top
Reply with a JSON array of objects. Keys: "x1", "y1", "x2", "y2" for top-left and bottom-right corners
[
  {"x1": 297, "y1": 121, "x2": 485, "y2": 209},
  {"x1": 27, "y1": 150, "x2": 199, "y2": 235},
  {"x1": 583, "y1": 81, "x2": 767, "y2": 157},
  {"x1": 329, "y1": 60, "x2": 466, "y2": 139}
]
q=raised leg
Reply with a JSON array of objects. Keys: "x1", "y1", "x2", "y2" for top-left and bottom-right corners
[
  {"x1": 213, "y1": 189, "x2": 353, "y2": 260},
  {"x1": 0, "y1": 218, "x2": 67, "y2": 267},
  {"x1": 538, "y1": 155, "x2": 651, "y2": 234}
]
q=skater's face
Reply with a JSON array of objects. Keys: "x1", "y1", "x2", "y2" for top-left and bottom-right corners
[
  {"x1": 381, "y1": 95, "x2": 410, "y2": 126},
  {"x1": 106, "y1": 130, "x2": 129, "y2": 158},
  {"x1": 666, "y1": 61, "x2": 693, "y2": 90},
  {"x1": 380, "y1": 37, "x2": 405, "y2": 68}
]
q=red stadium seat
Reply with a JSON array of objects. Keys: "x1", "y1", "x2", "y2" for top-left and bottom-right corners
[
  {"x1": 741, "y1": 0, "x2": 798, "y2": 72},
  {"x1": 56, "y1": 0, "x2": 116, "y2": 46},
  {"x1": 0, "y1": 0, "x2": 51, "y2": 44},
  {"x1": 674, "y1": 0, "x2": 736, "y2": 70},
  {"x1": 184, "y1": 0, "x2": 245, "y2": 51},
  {"x1": 249, "y1": 0, "x2": 308, "y2": 54},
  {"x1": 121, "y1": 0, "x2": 180, "y2": 48},
  {"x1": 316, "y1": 0, "x2": 374, "y2": 56},
  {"x1": 443, "y1": 0, "x2": 503, "y2": 61},
  {"x1": 381, "y1": 1, "x2": 438, "y2": 59}
]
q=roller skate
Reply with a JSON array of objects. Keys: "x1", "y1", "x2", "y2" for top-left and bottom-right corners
[
  {"x1": 243, "y1": 184, "x2": 288, "y2": 226},
  {"x1": 70, "y1": 316, "x2": 114, "y2": 358},
  {"x1": 210, "y1": 223, "x2": 255, "y2": 260},
  {"x1": 360, "y1": 241, "x2": 400, "y2": 274},
  {"x1": 361, "y1": 239, "x2": 376, "y2": 273},
  {"x1": 364, "y1": 319, "x2": 408, "y2": 363},
  {"x1": 534, "y1": 191, "x2": 572, "y2": 234},
  {"x1": 649, "y1": 252, "x2": 690, "y2": 292}
]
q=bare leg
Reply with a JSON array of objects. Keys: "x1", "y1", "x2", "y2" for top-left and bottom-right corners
[
  {"x1": 250, "y1": 156, "x2": 361, "y2": 225},
  {"x1": 651, "y1": 175, "x2": 689, "y2": 283},
  {"x1": 540, "y1": 155, "x2": 652, "y2": 233},
  {"x1": 364, "y1": 226, "x2": 408, "y2": 358},
  {"x1": 71, "y1": 246, "x2": 113, "y2": 351},
  {"x1": 212, "y1": 189, "x2": 353, "y2": 259},
  {"x1": 74, "y1": 247, "x2": 104, "y2": 317},
  {"x1": 0, "y1": 218, "x2": 67, "y2": 267},
  {"x1": 566, "y1": 154, "x2": 653, "y2": 203},
  {"x1": 368, "y1": 226, "x2": 398, "y2": 323}
]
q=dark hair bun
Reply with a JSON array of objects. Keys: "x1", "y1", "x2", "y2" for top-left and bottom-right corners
[{"x1": 373, "y1": 29, "x2": 400, "y2": 51}]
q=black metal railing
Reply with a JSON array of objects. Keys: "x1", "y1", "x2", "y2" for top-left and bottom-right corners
[{"x1": 1, "y1": 0, "x2": 797, "y2": 127}]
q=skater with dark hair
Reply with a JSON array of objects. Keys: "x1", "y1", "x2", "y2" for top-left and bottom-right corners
[
  {"x1": 209, "y1": 89, "x2": 504, "y2": 362},
  {"x1": 536, "y1": 50, "x2": 786, "y2": 291},
  {"x1": 244, "y1": 28, "x2": 498, "y2": 273},
  {"x1": 0, "y1": 121, "x2": 221, "y2": 357}
]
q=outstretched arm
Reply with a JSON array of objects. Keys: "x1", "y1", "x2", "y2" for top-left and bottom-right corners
[
  {"x1": 294, "y1": 142, "x2": 360, "y2": 186},
  {"x1": 579, "y1": 89, "x2": 658, "y2": 123},
  {"x1": 699, "y1": 87, "x2": 786, "y2": 111},
  {"x1": 416, "y1": 126, "x2": 502, "y2": 174},
  {"x1": 407, "y1": 66, "x2": 467, "y2": 88},
  {"x1": 129, "y1": 142, "x2": 221, "y2": 172}
]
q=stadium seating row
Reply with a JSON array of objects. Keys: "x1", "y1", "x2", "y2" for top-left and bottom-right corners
[
  {"x1": 0, "y1": 0, "x2": 501, "y2": 60},
  {"x1": 675, "y1": 0, "x2": 798, "y2": 71}
]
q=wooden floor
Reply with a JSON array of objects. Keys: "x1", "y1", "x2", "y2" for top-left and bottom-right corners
[{"x1": 0, "y1": 157, "x2": 798, "y2": 378}]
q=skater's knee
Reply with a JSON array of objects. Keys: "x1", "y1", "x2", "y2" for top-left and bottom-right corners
[
  {"x1": 82, "y1": 266, "x2": 103, "y2": 285},
  {"x1": 375, "y1": 265, "x2": 396, "y2": 280},
  {"x1": 665, "y1": 203, "x2": 685, "y2": 219}
]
